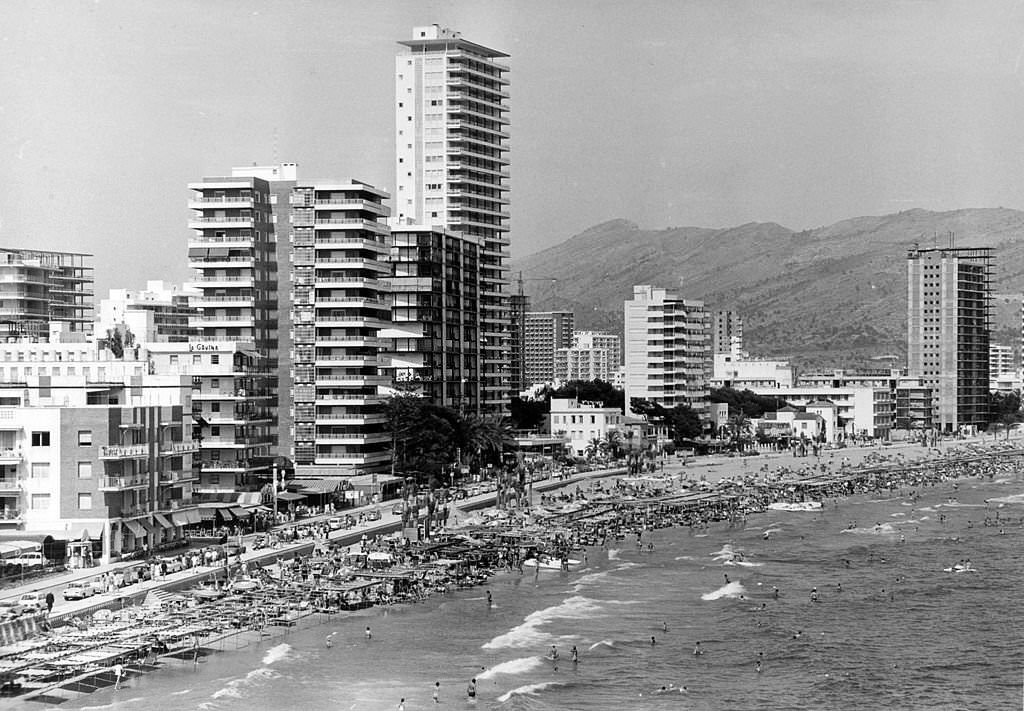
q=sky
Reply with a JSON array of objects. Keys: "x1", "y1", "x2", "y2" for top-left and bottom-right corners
[{"x1": 3, "y1": 0, "x2": 1024, "y2": 298}]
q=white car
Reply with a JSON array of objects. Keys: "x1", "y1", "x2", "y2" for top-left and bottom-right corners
[
  {"x1": 62, "y1": 582, "x2": 94, "y2": 601},
  {"x1": 18, "y1": 592, "x2": 48, "y2": 613},
  {"x1": 0, "y1": 600, "x2": 24, "y2": 621}
]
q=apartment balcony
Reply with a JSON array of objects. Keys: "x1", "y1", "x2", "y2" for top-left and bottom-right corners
[
  {"x1": 189, "y1": 315, "x2": 255, "y2": 328},
  {"x1": 0, "y1": 509, "x2": 23, "y2": 526},
  {"x1": 446, "y1": 119, "x2": 510, "y2": 140},
  {"x1": 187, "y1": 196, "x2": 254, "y2": 209},
  {"x1": 312, "y1": 218, "x2": 388, "y2": 234},
  {"x1": 314, "y1": 394, "x2": 380, "y2": 405},
  {"x1": 188, "y1": 275, "x2": 255, "y2": 287},
  {"x1": 313, "y1": 237, "x2": 388, "y2": 252},
  {"x1": 315, "y1": 375, "x2": 388, "y2": 387},
  {"x1": 120, "y1": 503, "x2": 151, "y2": 518},
  {"x1": 98, "y1": 474, "x2": 150, "y2": 491},
  {"x1": 188, "y1": 216, "x2": 255, "y2": 229},
  {"x1": 313, "y1": 257, "x2": 390, "y2": 273},
  {"x1": 189, "y1": 295, "x2": 253, "y2": 308},
  {"x1": 161, "y1": 441, "x2": 200, "y2": 456},
  {"x1": 314, "y1": 451, "x2": 391, "y2": 466},
  {"x1": 309, "y1": 198, "x2": 389, "y2": 216},
  {"x1": 0, "y1": 449, "x2": 23, "y2": 464},
  {"x1": 99, "y1": 444, "x2": 149, "y2": 460},
  {"x1": 315, "y1": 336, "x2": 385, "y2": 348},
  {"x1": 314, "y1": 355, "x2": 380, "y2": 367},
  {"x1": 187, "y1": 234, "x2": 255, "y2": 248},
  {"x1": 0, "y1": 479, "x2": 21, "y2": 494},
  {"x1": 159, "y1": 469, "x2": 199, "y2": 485},
  {"x1": 314, "y1": 414, "x2": 388, "y2": 425}
]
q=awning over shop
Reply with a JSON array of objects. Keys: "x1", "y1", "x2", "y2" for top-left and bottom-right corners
[
  {"x1": 185, "y1": 508, "x2": 202, "y2": 525},
  {"x1": 170, "y1": 512, "x2": 190, "y2": 527},
  {"x1": 123, "y1": 520, "x2": 146, "y2": 538},
  {"x1": 139, "y1": 519, "x2": 157, "y2": 535},
  {"x1": 198, "y1": 507, "x2": 217, "y2": 522},
  {"x1": 236, "y1": 492, "x2": 261, "y2": 506},
  {"x1": 290, "y1": 477, "x2": 345, "y2": 495},
  {"x1": 229, "y1": 506, "x2": 250, "y2": 519},
  {"x1": 153, "y1": 513, "x2": 174, "y2": 529},
  {"x1": 276, "y1": 491, "x2": 306, "y2": 502}
]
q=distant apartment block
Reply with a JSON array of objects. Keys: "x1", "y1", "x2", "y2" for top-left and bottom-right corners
[
  {"x1": 381, "y1": 225, "x2": 480, "y2": 414},
  {"x1": 907, "y1": 247, "x2": 992, "y2": 431},
  {"x1": 712, "y1": 310, "x2": 743, "y2": 357},
  {"x1": 750, "y1": 385, "x2": 892, "y2": 440},
  {"x1": 624, "y1": 285, "x2": 710, "y2": 417},
  {"x1": 554, "y1": 331, "x2": 622, "y2": 383},
  {"x1": 524, "y1": 311, "x2": 574, "y2": 385},
  {"x1": 395, "y1": 25, "x2": 511, "y2": 413},
  {"x1": 989, "y1": 343, "x2": 1014, "y2": 378},
  {"x1": 0, "y1": 248, "x2": 93, "y2": 338},
  {"x1": 95, "y1": 280, "x2": 198, "y2": 345},
  {"x1": 712, "y1": 353, "x2": 793, "y2": 388}
]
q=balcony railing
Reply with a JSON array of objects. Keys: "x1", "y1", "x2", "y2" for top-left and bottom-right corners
[
  {"x1": 99, "y1": 444, "x2": 149, "y2": 460},
  {"x1": 98, "y1": 474, "x2": 150, "y2": 490},
  {"x1": 161, "y1": 441, "x2": 200, "y2": 456},
  {"x1": 0, "y1": 449, "x2": 23, "y2": 462}
]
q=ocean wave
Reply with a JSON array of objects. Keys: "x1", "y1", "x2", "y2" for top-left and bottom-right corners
[
  {"x1": 483, "y1": 596, "x2": 606, "y2": 650},
  {"x1": 209, "y1": 667, "x2": 277, "y2": 701},
  {"x1": 81, "y1": 701, "x2": 143, "y2": 711},
  {"x1": 840, "y1": 523, "x2": 899, "y2": 536},
  {"x1": 762, "y1": 527, "x2": 782, "y2": 536},
  {"x1": 497, "y1": 681, "x2": 564, "y2": 703},
  {"x1": 587, "y1": 639, "x2": 615, "y2": 651},
  {"x1": 986, "y1": 494, "x2": 1024, "y2": 505},
  {"x1": 673, "y1": 555, "x2": 695, "y2": 561},
  {"x1": 571, "y1": 570, "x2": 611, "y2": 592},
  {"x1": 701, "y1": 581, "x2": 746, "y2": 601},
  {"x1": 725, "y1": 560, "x2": 762, "y2": 567},
  {"x1": 478, "y1": 656, "x2": 545, "y2": 680},
  {"x1": 262, "y1": 643, "x2": 292, "y2": 666},
  {"x1": 768, "y1": 502, "x2": 822, "y2": 511},
  {"x1": 710, "y1": 544, "x2": 736, "y2": 561}
]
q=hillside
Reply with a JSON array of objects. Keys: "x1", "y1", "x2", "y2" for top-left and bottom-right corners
[{"x1": 510, "y1": 209, "x2": 1024, "y2": 369}]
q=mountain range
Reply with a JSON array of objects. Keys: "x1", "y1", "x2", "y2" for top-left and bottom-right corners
[{"x1": 509, "y1": 208, "x2": 1024, "y2": 370}]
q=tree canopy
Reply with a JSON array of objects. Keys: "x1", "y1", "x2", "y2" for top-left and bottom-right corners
[{"x1": 709, "y1": 387, "x2": 790, "y2": 418}]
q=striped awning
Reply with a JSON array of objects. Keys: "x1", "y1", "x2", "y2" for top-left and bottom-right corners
[
  {"x1": 290, "y1": 477, "x2": 345, "y2": 495},
  {"x1": 229, "y1": 506, "x2": 250, "y2": 519},
  {"x1": 153, "y1": 513, "x2": 174, "y2": 529},
  {"x1": 124, "y1": 519, "x2": 147, "y2": 538}
]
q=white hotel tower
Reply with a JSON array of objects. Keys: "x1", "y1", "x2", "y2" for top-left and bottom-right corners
[{"x1": 395, "y1": 25, "x2": 511, "y2": 414}]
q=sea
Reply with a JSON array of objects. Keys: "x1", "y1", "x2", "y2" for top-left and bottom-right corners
[{"x1": 18, "y1": 470, "x2": 1024, "y2": 711}]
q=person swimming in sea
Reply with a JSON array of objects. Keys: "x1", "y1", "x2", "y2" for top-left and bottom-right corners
[
  {"x1": 810, "y1": 587, "x2": 819, "y2": 602},
  {"x1": 571, "y1": 646, "x2": 578, "y2": 663},
  {"x1": 467, "y1": 678, "x2": 477, "y2": 699},
  {"x1": 693, "y1": 641, "x2": 703, "y2": 656}
]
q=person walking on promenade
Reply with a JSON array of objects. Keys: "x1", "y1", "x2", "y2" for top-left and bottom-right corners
[{"x1": 44, "y1": 591, "x2": 54, "y2": 614}]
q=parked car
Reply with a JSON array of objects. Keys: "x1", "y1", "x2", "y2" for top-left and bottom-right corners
[
  {"x1": 18, "y1": 592, "x2": 47, "y2": 613},
  {"x1": 225, "y1": 543, "x2": 246, "y2": 558},
  {"x1": 62, "y1": 582, "x2": 94, "y2": 601},
  {"x1": 86, "y1": 577, "x2": 108, "y2": 596},
  {"x1": 391, "y1": 503, "x2": 405, "y2": 516},
  {"x1": 8, "y1": 552, "x2": 48, "y2": 570},
  {"x1": 0, "y1": 600, "x2": 24, "y2": 621},
  {"x1": 365, "y1": 509, "x2": 381, "y2": 521},
  {"x1": 327, "y1": 517, "x2": 343, "y2": 530},
  {"x1": 158, "y1": 557, "x2": 185, "y2": 574}
]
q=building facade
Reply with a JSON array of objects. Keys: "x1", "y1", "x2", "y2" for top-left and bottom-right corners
[
  {"x1": 711, "y1": 310, "x2": 743, "y2": 357},
  {"x1": 624, "y1": 285, "x2": 710, "y2": 417},
  {"x1": 95, "y1": 280, "x2": 198, "y2": 345},
  {"x1": 508, "y1": 292, "x2": 529, "y2": 394},
  {"x1": 749, "y1": 385, "x2": 892, "y2": 440},
  {"x1": 395, "y1": 25, "x2": 511, "y2": 414},
  {"x1": 0, "y1": 248, "x2": 93, "y2": 338},
  {"x1": 381, "y1": 226, "x2": 480, "y2": 413},
  {"x1": 548, "y1": 398, "x2": 624, "y2": 457},
  {"x1": 711, "y1": 353, "x2": 794, "y2": 388},
  {"x1": 524, "y1": 311, "x2": 574, "y2": 386},
  {"x1": 907, "y1": 247, "x2": 992, "y2": 431},
  {"x1": 554, "y1": 331, "x2": 622, "y2": 383},
  {"x1": 989, "y1": 343, "x2": 1014, "y2": 379}
]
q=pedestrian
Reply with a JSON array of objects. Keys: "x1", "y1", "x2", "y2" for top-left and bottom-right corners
[
  {"x1": 113, "y1": 661, "x2": 124, "y2": 690},
  {"x1": 44, "y1": 591, "x2": 54, "y2": 614},
  {"x1": 397, "y1": 698, "x2": 405, "y2": 711},
  {"x1": 365, "y1": 625, "x2": 372, "y2": 640},
  {"x1": 433, "y1": 681, "x2": 440, "y2": 703}
]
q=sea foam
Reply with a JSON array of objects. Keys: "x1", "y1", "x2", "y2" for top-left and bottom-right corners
[
  {"x1": 701, "y1": 581, "x2": 746, "y2": 601},
  {"x1": 477, "y1": 656, "x2": 545, "y2": 680},
  {"x1": 497, "y1": 681, "x2": 563, "y2": 703},
  {"x1": 767, "y1": 502, "x2": 822, "y2": 511},
  {"x1": 483, "y1": 596, "x2": 606, "y2": 650},
  {"x1": 262, "y1": 643, "x2": 292, "y2": 666}
]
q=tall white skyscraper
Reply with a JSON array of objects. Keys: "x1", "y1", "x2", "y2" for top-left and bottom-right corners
[{"x1": 395, "y1": 25, "x2": 510, "y2": 413}]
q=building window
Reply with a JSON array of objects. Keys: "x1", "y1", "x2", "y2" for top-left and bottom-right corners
[
  {"x1": 211, "y1": 379, "x2": 219, "y2": 389},
  {"x1": 30, "y1": 431, "x2": 50, "y2": 447},
  {"x1": 193, "y1": 355, "x2": 201, "y2": 364},
  {"x1": 170, "y1": 355, "x2": 179, "y2": 365},
  {"x1": 211, "y1": 355, "x2": 220, "y2": 365},
  {"x1": 77, "y1": 462, "x2": 92, "y2": 479},
  {"x1": 78, "y1": 430, "x2": 92, "y2": 446},
  {"x1": 30, "y1": 493, "x2": 50, "y2": 510},
  {"x1": 30, "y1": 462, "x2": 50, "y2": 479},
  {"x1": 78, "y1": 493, "x2": 92, "y2": 510}
]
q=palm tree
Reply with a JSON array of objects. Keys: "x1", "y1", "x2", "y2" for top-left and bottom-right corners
[
  {"x1": 585, "y1": 436, "x2": 604, "y2": 459},
  {"x1": 727, "y1": 412, "x2": 752, "y2": 451},
  {"x1": 604, "y1": 430, "x2": 622, "y2": 459}
]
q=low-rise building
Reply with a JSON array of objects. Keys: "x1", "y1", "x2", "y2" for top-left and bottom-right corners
[
  {"x1": 711, "y1": 354, "x2": 794, "y2": 388},
  {"x1": 548, "y1": 398, "x2": 624, "y2": 457},
  {"x1": 749, "y1": 385, "x2": 891, "y2": 440}
]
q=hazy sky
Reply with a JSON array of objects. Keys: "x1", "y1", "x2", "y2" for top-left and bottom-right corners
[{"x1": 3, "y1": 0, "x2": 1024, "y2": 297}]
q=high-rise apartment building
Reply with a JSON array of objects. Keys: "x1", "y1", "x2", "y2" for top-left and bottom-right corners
[
  {"x1": 524, "y1": 311, "x2": 574, "y2": 386},
  {"x1": 907, "y1": 246, "x2": 992, "y2": 431},
  {"x1": 0, "y1": 248, "x2": 93, "y2": 338},
  {"x1": 186, "y1": 171, "x2": 280, "y2": 484},
  {"x1": 711, "y1": 310, "x2": 743, "y2": 357},
  {"x1": 381, "y1": 226, "x2": 480, "y2": 413},
  {"x1": 95, "y1": 280, "x2": 199, "y2": 345},
  {"x1": 554, "y1": 331, "x2": 622, "y2": 383},
  {"x1": 395, "y1": 25, "x2": 511, "y2": 413},
  {"x1": 289, "y1": 180, "x2": 392, "y2": 472},
  {"x1": 508, "y1": 292, "x2": 529, "y2": 394},
  {"x1": 624, "y1": 285, "x2": 710, "y2": 417}
]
